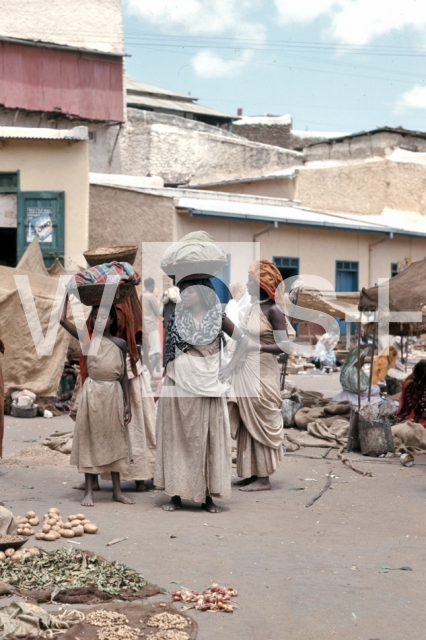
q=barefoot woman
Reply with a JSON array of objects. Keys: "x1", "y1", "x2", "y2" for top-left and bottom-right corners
[
  {"x1": 228, "y1": 260, "x2": 293, "y2": 492},
  {"x1": 155, "y1": 277, "x2": 254, "y2": 513},
  {"x1": 60, "y1": 296, "x2": 135, "y2": 506}
]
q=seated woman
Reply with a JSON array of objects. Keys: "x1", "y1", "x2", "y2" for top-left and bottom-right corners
[{"x1": 396, "y1": 360, "x2": 426, "y2": 427}]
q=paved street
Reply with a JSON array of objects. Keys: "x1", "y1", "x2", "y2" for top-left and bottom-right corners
[{"x1": 2, "y1": 390, "x2": 426, "y2": 640}]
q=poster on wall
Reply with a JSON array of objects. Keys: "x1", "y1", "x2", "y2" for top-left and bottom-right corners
[{"x1": 26, "y1": 207, "x2": 53, "y2": 243}]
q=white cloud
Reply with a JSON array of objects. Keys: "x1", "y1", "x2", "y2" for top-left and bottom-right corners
[
  {"x1": 124, "y1": 0, "x2": 264, "y2": 77},
  {"x1": 274, "y1": 0, "x2": 426, "y2": 45},
  {"x1": 191, "y1": 49, "x2": 253, "y2": 78},
  {"x1": 396, "y1": 85, "x2": 426, "y2": 112},
  {"x1": 125, "y1": 0, "x2": 251, "y2": 36},
  {"x1": 191, "y1": 22, "x2": 265, "y2": 78},
  {"x1": 273, "y1": 0, "x2": 336, "y2": 23}
]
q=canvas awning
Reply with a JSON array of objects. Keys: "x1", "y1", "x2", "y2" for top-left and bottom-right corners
[
  {"x1": 359, "y1": 259, "x2": 426, "y2": 312},
  {"x1": 288, "y1": 288, "x2": 360, "y2": 320},
  {"x1": 358, "y1": 258, "x2": 426, "y2": 336}
]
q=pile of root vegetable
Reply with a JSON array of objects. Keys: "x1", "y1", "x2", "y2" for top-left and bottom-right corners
[
  {"x1": 171, "y1": 582, "x2": 238, "y2": 613},
  {"x1": 0, "y1": 541, "x2": 40, "y2": 563},
  {"x1": 0, "y1": 547, "x2": 147, "y2": 594},
  {"x1": 84, "y1": 609, "x2": 193, "y2": 640},
  {"x1": 17, "y1": 507, "x2": 98, "y2": 540}
]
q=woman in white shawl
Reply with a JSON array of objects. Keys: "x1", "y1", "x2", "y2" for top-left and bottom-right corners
[{"x1": 154, "y1": 277, "x2": 258, "y2": 513}]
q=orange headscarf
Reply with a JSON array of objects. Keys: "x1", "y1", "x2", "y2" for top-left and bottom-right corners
[{"x1": 248, "y1": 259, "x2": 286, "y2": 309}]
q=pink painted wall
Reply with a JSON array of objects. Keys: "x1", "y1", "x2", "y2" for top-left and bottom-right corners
[{"x1": 0, "y1": 40, "x2": 123, "y2": 122}]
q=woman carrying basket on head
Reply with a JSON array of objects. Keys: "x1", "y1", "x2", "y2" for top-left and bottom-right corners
[
  {"x1": 154, "y1": 232, "x2": 260, "y2": 513},
  {"x1": 60, "y1": 296, "x2": 135, "y2": 507}
]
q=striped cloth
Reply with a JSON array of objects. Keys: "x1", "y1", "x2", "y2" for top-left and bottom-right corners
[{"x1": 66, "y1": 261, "x2": 141, "y2": 291}]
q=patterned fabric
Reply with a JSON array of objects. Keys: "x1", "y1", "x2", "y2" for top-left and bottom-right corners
[
  {"x1": 165, "y1": 278, "x2": 226, "y2": 365},
  {"x1": 66, "y1": 261, "x2": 140, "y2": 291}
]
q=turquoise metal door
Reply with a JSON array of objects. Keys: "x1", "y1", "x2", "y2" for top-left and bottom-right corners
[{"x1": 17, "y1": 191, "x2": 64, "y2": 267}]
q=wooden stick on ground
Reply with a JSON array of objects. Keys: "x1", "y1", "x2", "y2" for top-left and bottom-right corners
[{"x1": 305, "y1": 473, "x2": 332, "y2": 507}]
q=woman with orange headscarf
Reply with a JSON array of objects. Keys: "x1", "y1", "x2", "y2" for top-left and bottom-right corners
[{"x1": 223, "y1": 259, "x2": 294, "y2": 492}]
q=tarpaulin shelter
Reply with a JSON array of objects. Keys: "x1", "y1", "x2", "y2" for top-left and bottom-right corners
[
  {"x1": 359, "y1": 258, "x2": 426, "y2": 336},
  {"x1": 288, "y1": 288, "x2": 360, "y2": 321},
  {"x1": 16, "y1": 237, "x2": 67, "y2": 279},
  {"x1": 0, "y1": 240, "x2": 70, "y2": 397}
]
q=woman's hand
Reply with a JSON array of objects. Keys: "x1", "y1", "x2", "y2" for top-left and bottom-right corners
[
  {"x1": 124, "y1": 405, "x2": 132, "y2": 426},
  {"x1": 219, "y1": 366, "x2": 234, "y2": 383},
  {"x1": 245, "y1": 338, "x2": 260, "y2": 352}
]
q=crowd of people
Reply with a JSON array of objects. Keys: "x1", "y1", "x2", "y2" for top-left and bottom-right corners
[
  {"x1": 59, "y1": 251, "x2": 292, "y2": 512},
  {"x1": 54, "y1": 235, "x2": 426, "y2": 513}
]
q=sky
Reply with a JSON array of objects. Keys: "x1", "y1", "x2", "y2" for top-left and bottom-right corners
[{"x1": 122, "y1": 0, "x2": 426, "y2": 133}]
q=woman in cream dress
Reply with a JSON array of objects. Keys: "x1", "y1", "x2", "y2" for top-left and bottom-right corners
[
  {"x1": 225, "y1": 260, "x2": 294, "y2": 492},
  {"x1": 60, "y1": 298, "x2": 134, "y2": 507}
]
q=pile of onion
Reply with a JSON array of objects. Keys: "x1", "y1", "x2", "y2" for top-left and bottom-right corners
[{"x1": 171, "y1": 581, "x2": 238, "y2": 612}]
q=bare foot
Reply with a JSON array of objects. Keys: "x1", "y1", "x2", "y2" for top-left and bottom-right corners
[
  {"x1": 113, "y1": 491, "x2": 135, "y2": 504},
  {"x1": 201, "y1": 496, "x2": 222, "y2": 513},
  {"x1": 233, "y1": 475, "x2": 257, "y2": 487},
  {"x1": 135, "y1": 480, "x2": 148, "y2": 492},
  {"x1": 73, "y1": 482, "x2": 100, "y2": 491},
  {"x1": 162, "y1": 496, "x2": 182, "y2": 512},
  {"x1": 81, "y1": 491, "x2": 94, "y2": 506},
  {"x1": 239, "y1": 477, "x2": 271, "y2": 492}
]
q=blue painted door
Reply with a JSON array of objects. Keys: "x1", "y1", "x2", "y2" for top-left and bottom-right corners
[
  {"x1": 17, "y1": 191, "x2": 65, "y2": 267},
  {"x1": 336, "y1": 260, "x2": 359, "y2": 335}
]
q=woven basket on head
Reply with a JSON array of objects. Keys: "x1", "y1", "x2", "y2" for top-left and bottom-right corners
[
  {"x1": 68, "y1": 283, "x2": 134, "y2": 307},
  {"x1": 83, "y1": 246, "x2": 138, "y2": 267}
]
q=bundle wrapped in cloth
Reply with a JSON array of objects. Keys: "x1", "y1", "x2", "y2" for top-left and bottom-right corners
[
  {"x1": 66, "y1": 261, "x2": 141, "y2": 306},
  {"x1": 161, "y1": 231, "x2": 227, "y2": 280}
]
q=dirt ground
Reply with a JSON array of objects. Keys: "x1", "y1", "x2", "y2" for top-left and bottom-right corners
[{"x1": 1, "y1": 372, "x2": 426, "y2": 640}]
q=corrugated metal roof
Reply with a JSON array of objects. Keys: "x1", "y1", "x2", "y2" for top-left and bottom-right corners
[
  {"x1": 188, "y1": 168, "x2": 298, "y2": 189},
  {"x1": 176, "y1": 196, "x2": 426, "y2": 238},
  {"x1": 0, "y1": 35, "x2": 124, "y2": 57},
  {"x1": 233, "y1": 115, "x2": 292, "y2": 126},
  {"x1": 0, "y1": 126, "x2": 88, "y2": 140},
  {"x1": 305, "y1": 126, "x2": 426, "y2": 147},
  {"x1": 126, "y1": 93, "x2": 233, "y2": 121},
  {"x1": 126, "y1": 78, "x2": 193, "y2": 102},
  {"x1": 90, "y1": 172, "x2": 164, "y2": 189}
]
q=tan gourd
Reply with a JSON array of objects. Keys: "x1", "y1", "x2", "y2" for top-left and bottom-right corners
[
  {"x1": 83, "y1": 523, "x2": 98, "y2": 534},
  {"x1": 44, "y1": 532, "x2": 57, "y2": 541}
]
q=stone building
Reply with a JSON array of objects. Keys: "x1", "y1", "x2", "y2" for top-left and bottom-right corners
[
  {"x1": 231, "y1": 114, "x2": 348, "y2": 150},
  {"x1": 297, "y1": 128, "x2": 426, "y2": 217}
]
